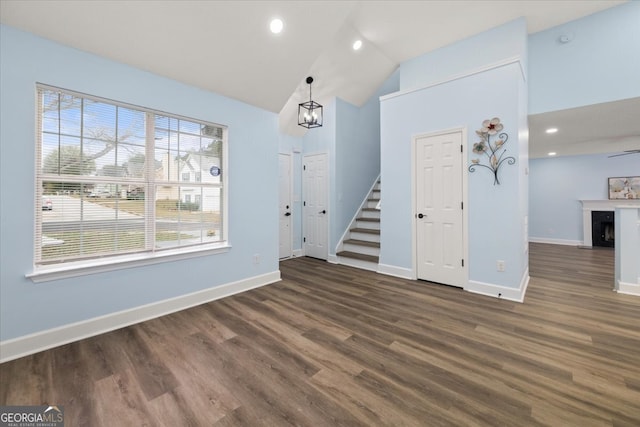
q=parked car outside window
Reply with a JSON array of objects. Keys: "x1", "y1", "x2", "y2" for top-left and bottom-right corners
[
  {"x1": 42, "y1": 196, "x2": 53, "y2": 210},
  {"x1": 88, "y1": 190, "x2": 113, "y2": 198}
]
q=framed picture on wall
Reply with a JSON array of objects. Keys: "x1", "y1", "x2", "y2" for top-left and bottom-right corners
[{"x1": 608, "y1": 176, "x2": 640, "y2": 200}]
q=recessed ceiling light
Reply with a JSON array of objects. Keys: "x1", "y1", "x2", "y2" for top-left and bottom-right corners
[
  {"x1": 545, "y1": 128, "x2": 558, "y2": 134},
  {"x1": 270, "y1": 18, "x2": 284, "y2": 34},
  {"x1": 352, "y1": 40, "x2": 363, "y2": 51},
  {"x1": 548, "y1": 152, "x2": 557, "y2": 156}
]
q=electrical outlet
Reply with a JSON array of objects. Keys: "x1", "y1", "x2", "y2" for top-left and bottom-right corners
[
  {"x1": 252, "y1": 254, "x2": 261, "y2": 265},
  {"x1": 497, "y1": 260, "x2": 505, "y2": 272}
]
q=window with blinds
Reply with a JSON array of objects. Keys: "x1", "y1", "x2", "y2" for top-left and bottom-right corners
[{"x1": 35, "y1": 85, "x2": 227, "y2": 266}]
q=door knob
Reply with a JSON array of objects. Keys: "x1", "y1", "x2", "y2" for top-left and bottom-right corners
[
  {"x1": 284, "y1": 212, "x2": 291, "y2": 217},
  {"x1": 418, "y1": 213, "x2": 425, "y2": 218},
  {"x1": 319, "y1": 210, "x2": 326, "y2": 214}
]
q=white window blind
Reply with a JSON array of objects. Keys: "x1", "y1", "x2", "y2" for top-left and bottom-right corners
[{"x1": 35, "y1": 85, "x2": 227, "y2": 266}]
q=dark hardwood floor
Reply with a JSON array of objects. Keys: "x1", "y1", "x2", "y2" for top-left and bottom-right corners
[{"x1": 1, "y1": 243, "x2": 639, "y2": 426}]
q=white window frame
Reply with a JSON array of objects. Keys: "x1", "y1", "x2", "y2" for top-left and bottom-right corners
[{"x1": 28, "y1": 84, "x2": 230, "y2": 283}]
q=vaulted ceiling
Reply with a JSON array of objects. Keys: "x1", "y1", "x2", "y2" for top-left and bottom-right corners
[{"x1": 1, "y1": 0, "x2": 634, "y2": 146}]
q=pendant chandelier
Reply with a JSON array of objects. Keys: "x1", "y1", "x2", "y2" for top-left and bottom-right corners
[{"x1": 298, "y1": 76, "x2": 323, "y2": 129}]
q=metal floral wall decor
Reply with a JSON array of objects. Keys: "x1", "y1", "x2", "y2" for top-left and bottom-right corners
[{"x1": 468, "y1": 117, "x2": 515, "y2": 185}]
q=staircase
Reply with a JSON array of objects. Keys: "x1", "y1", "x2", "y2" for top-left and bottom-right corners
[{"x1": 336, "y1": 180, "x2": 380, "y2": 271}]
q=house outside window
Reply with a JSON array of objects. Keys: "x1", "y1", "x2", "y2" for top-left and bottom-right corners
[
  {"x1": 35, "y1": 84, "x2": 227, "y2": 269},
  {"x1": 195, "y1": 172, "x2": 201, "y2": 182},
  {"x1": 182, "y1": 172, "x2": 190, "y2": 182}
]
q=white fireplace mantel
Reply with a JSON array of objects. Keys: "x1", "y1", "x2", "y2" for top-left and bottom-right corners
[{"x1": 580, "y1": 199, "x2": 640, "y2": 246}]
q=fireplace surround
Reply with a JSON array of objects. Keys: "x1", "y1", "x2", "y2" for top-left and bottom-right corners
[{"x1": 580, "y1": 200, "x2": 640, "y2": 247}]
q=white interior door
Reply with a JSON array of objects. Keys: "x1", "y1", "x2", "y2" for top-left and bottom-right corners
[
  {"x1": 303, "y1": 153, "x2": 328, "y2": 260},
  {"x1": 279, "y1": 153, "x2": 292, "y2": 259},
  {"x1": 415, "y1": 131, "x2": 465, "y2": 287}
]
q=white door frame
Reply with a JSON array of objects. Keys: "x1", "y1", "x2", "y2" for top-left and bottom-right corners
[
  {"x1": 411, "y1": 127, "x2": 468, "y2": 284},
  {"x1": 278, "y1": 152, "x2": 293, "y2": 259},
  {"x1": 302, "y1": 152, "x2": 329, "y2": 260}
]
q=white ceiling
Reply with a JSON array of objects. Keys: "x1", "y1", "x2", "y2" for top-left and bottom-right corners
[
  {"x1": 529, "y1": 97, "x2": 640, "y2": 159},
  {"x1": 1, "y1": 0, "x2": 636, "y2": 148}
]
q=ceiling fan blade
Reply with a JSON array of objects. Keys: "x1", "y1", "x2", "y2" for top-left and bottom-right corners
[{"x1": 608, "y1": 149, "x2": 640, "y2": 158}]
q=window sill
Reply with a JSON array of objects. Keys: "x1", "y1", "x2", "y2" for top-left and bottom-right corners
[{"x1": 26, "y1": 243, "x2": 231, "y2": 283}]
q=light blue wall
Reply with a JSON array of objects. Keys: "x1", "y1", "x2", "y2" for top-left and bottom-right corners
[
  {"x1": 400, "y1": 18, "x2": 527, "y2": 91},
  {"x1": 382, "y1": 63, "x2": 526, "y2": 287},
  {"x1": 334, "y1": 70, "x2": 400, "y2": 252},
  {"x1": 382, "y1": 18, "x2": 527, "y2": 288},
  {"x1": 615, "y1": 207, "x2": 640, "y2": 289},
  {"x1": 0, "y1": 25, "x2": 279, "y2": 341},
  {"x1": 301, "y1": 98, "x2": 337, "y2": 156},
  {"x1": 529, "y1": 1, "x2": 640, "y2": 114},
  {"x1": 335, "y1": 98, "x2": 360, "y2": 249},
  {"x1": 299, "y1": 98, "x2": 339, "y2": 255},
  {"x1": 5, "y1": 3, "x2": 634, "y2": 345},
  {"x1": 529, "y1": 153, "x2": 640, "y2": 243},
  {"x1": 518, "y1": 61, "x2": 530, "y2": 275},
  {"x1": 293, "y1": 69, "x2": 400, "y2": 256},
  {"x1": 527, "y1": 1, "x2": 640, "y2": 257}
]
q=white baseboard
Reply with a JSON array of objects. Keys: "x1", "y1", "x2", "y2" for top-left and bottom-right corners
[
  {"x1": 327, "y1": 254, "x2": 339, "y2": 264},
  {"x1": 292, "y1": 249, "x2": 304, "y2": 258},
  {"x1": 0, "y1": 271, "x2": 281, "y2": 363},
  {"x1": 528, "y1": 237, "x2": 581, "y2": 246},
  {"x1": 377, "y1": 263, "x2": 414, "y2": 280},
  {"x1": 616, "y1": 280, "x2": 640, "y2": 296},
  {"x1": 465, "y1": 268, "x2": 529, "y2": 303}
]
